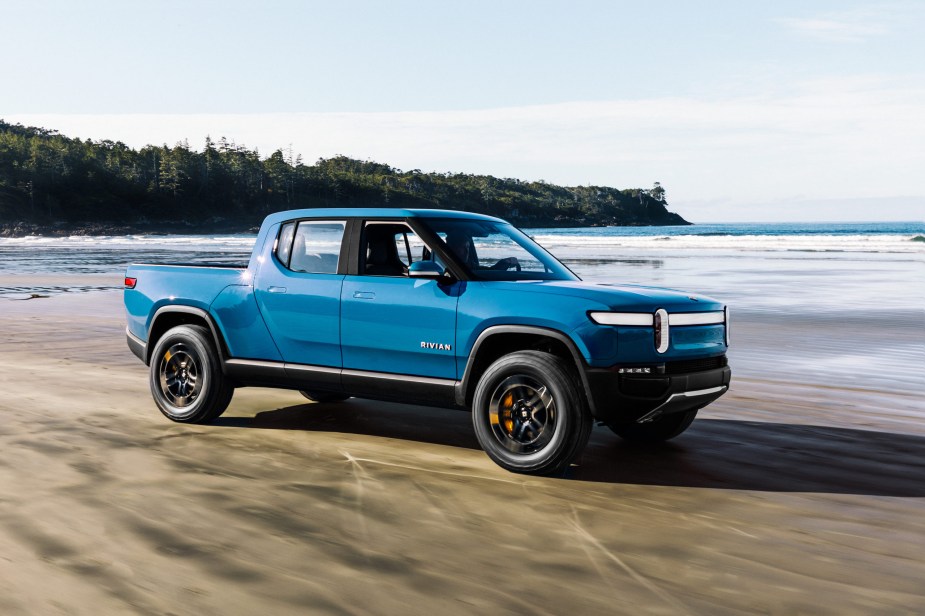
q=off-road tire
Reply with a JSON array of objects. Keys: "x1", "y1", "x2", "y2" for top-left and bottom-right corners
[
  {"x1": 471, "y1": 351, "x2": 592, "y2": 475},
  {"x1": 149, "y1": 324, "x2": 234, "y2": 423}
]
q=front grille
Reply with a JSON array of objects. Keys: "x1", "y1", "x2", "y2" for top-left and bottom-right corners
[{"x1": 664, "y1": 355, "x2": 727, "y2": 375}]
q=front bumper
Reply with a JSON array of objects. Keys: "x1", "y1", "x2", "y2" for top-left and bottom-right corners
[{"x1": 584, "y1": 356, "x2": 731, "y2": 424}]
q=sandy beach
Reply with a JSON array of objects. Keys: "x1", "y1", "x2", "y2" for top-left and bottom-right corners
[{"x1": 1, "y1": 277, "x2": 923, "y2": 614}]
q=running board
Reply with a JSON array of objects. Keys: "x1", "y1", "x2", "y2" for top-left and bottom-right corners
[{"x1": 224, "y1": 358, "x2": 460, "y2": 409}]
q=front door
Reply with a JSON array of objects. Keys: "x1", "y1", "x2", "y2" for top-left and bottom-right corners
[{"x1": 340, "y1": 221, "x2": 460, "y2": 379}]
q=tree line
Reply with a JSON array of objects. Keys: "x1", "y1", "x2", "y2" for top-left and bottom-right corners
[{"x1": 0, "y1": 119, "x2": 688, "y2": 230}]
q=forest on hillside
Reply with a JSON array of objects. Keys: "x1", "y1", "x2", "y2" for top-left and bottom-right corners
[{"x1": 0, "y1": 120, "x2": 689, "y2": 235}]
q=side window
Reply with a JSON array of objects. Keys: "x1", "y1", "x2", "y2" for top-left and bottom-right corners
[
  {"x1": 393, "y1": 228, "x2": 429, "y2": 267},
  {"x1": 363, "y1": 222, "x2": 435, "y2": 277},
  {"x1": 286, "y1": 221, "x2": 345, "y2": 274},
  {"x1": 276, "y1": 222, "x2": 296, "y2": 267},
  {"x1": 431, "y1": 232, "x2": 449, "y2": 270}
]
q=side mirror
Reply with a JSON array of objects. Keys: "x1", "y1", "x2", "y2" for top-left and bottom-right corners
[{"x1": 408, "y1": 261, "x2": 446, "y2": 279}]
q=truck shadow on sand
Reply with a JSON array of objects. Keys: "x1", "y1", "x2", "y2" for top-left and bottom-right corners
[
  {"x1": 575, "y1": 419, "x2": 925, "y2": 497},
  {"x1": 215, "y1": 402, "x2": 925, "y2": 498}
]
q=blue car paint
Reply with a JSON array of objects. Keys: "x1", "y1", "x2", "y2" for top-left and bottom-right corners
[
  {"x1": 254, "y1": 257, "x2": 346, "y2": 367},
  {"x1": 248, "y1": 219, "x2": 347, "y2": 367},
  {"x1": 482, "y1": 280, "x2": 725, "y2": 314},
  {"x1": 456, "y1": 281, "x2": 608, "y2": 375},
  {"x1": 210, "y1": 284, "x2": 283, "y2": 361},
  {"x1": 124, "y1": 264, "x2": 245, "y2": 342},
  {"x1": 341, "y1": 275, "x2": 460, "y2": 378},
  {"x1": 455, "y1": 279, "x2": 726, "y2": 372},
  {"x1": 126, "y1": 207, "x2": 728, "y2": 382}
]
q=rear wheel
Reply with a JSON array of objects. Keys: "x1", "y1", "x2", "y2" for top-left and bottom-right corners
[
  {"x1": 471, "y1": 351, "x2": 592, "y2": 475},
  {"x1": 149, "y1": 325, "x2": 233, "y2": 423},
  {"x1": 608, "y1": 409, "x2": 698, "y2": 442},
  {"x1": 300, "y1": 390, "x2": 349, "y2": 403}
]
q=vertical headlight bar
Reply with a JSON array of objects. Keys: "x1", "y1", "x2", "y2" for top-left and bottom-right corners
[
  {"x1": 724, "y1": 305, "x2": 730, "y2": 346},
  {"x1": 654, "y1": 308, "x2": 669, "y2": 353}
]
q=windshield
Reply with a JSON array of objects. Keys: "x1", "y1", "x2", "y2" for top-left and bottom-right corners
[{"x1": 421, "y1": 218, "x2": 578, "y2": 281}]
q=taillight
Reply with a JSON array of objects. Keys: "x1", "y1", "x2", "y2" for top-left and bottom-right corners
[
  {"x1": 654, "y1": 308, "x2": 669, "y2": 353},
  {"x1": 124, "y1": 277, "x2": 137, "y2": 289}
]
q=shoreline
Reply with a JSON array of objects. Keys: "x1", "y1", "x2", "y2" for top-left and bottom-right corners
[
  {"x1": 0, "y1": 216, "x2": 699, "y2": 238},
  {"x1": 2, "y1": 219, "x2": 921, "y2": 240},
  {"x1": 0, "y1": 219, "x2": 264, "y2": 238},
  {"x1": 0, "y1": 220, "x2": 696, "y2": 238}
]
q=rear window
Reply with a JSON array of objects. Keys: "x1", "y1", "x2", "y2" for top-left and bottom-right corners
[
  {"x1": 275, "y1": 220, "x2": 345, "y2": 274},
  {"x1": 276, "y1": 222, "x2": 296, "y2": 267}
]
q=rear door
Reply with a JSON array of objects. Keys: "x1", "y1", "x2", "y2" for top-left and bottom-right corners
[
  {"x1": 340, "y1": 220, "x2": 460, "y2": 379},
  {"x1": 254, "y1": 219, "x2": 347, "y2": 367}
]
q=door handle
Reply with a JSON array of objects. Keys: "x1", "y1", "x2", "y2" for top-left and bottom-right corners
[
  {"x1": 267, "y1": 286, "x2": 287, "y2": 294},
  {"x1": 353, "y1": 291, "x2": 376, "y2": 300}
]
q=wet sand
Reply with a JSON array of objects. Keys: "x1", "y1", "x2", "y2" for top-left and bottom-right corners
[{"x1": 0, "y1": 283, "x2": 923, "y2": 614}]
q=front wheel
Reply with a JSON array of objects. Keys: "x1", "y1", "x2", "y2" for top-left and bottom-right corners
[
  {"x1": 471, "y1": 351, "x2": 592, "y2": 475},
  {"x1": 608, "y1": 409, "x2": 698, "y2": 443},
  {"x1": 149, "y1": 324, "x2": 234, "y2": 423}
]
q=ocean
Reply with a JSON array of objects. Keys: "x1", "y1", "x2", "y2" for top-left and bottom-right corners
[
  {"x1": 1, "y1": 221, "x2": 923, "y2": 312},
  {"x1": 1, "y1": 220, "x2": 922, "y2": 399}
]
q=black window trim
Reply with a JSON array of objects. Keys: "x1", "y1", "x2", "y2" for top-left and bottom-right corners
[{"x1": 275, "y1": 215, "x2": 471, "y2": 280}]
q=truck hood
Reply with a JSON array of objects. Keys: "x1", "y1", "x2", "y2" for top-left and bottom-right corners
[{"x1": 482, "y1": 280, "x2": 725, "y2": 313}]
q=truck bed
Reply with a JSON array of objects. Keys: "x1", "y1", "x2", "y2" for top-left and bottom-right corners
[{"x1": 124, "y1": 263, "x2": 250, "y2": 342}]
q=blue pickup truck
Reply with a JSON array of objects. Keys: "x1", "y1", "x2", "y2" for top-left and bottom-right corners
[{"x1": 125, "y1": 208, "x2": 730, "y2": 474}]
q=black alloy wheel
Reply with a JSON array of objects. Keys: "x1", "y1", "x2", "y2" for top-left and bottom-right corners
[
  {"x1": 472, "y1": 351, "x2": 592, "y2": 475},
  {"x1": 149, "y1": 324, "x2": 234, "y2": 423},
  {"x1": 488, "y1": 374, "x2": 556, "y2": 455},
  {"x1": 159, "y1": 342, "x2": 202, "y2": 409}
]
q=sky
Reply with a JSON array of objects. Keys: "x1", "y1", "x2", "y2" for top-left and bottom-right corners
[{"x1": 2, "y1": 0, "x2": 923, "y2": 222}]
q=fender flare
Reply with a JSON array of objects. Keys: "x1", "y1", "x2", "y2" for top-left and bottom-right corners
[
  {"x1": 455, "y1": 325, "x2": 596, "y2": 414},
  {"x1": 146, "y1": 305, "x2": 229, "y2": 366}
]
